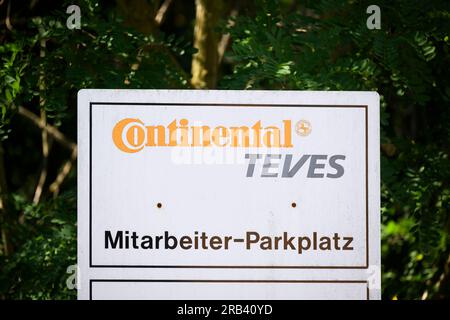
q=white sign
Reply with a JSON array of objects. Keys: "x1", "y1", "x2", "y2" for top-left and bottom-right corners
[{"x1": 78, "y1": 90, "x2": 380, "y2": 300}]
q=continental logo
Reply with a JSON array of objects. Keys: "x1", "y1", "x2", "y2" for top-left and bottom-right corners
[{"x1": 112, "y1": 118, "x2": 294, "y2": 153}]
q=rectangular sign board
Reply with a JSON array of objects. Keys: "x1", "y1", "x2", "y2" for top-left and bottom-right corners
[{"x1": 78, "y1": 90, "x2": 380, "y2": 300}]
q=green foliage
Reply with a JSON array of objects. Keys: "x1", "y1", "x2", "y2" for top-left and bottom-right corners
[
  {"x1": 223, "y1": 0, "x2": 450, "y2": 299},
  {"x1": 0, "y1": 0, "x2": 191, "y2": 300},
  {"x1": 381, "y1": 145, "x2": 450, "y2": 299},
  {"x1": 0, "y1": 42, "x2": 27, "y2": 139},
  {"x1": 0, "y1": 192, "x2": 77, "y2": 299},
  {"x1": 7, "y1": 0, "x2": 191, "y2": 125}
]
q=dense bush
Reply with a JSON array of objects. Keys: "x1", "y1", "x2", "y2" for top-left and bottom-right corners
[{"x1": 222, "y1": 0, "x2": 450, "y2": 299}]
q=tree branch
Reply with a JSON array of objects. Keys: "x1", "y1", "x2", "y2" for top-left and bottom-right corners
[
  {"x1": 18, "y1": 106, "x2": 76, "y2": 151},
  {"x1": 33, "y1": 38, "x2": 48, "y2": 204},
  {"x1": 33, "y1": 108, "x2": 50, "y2": 204},
  {"x1": 217, "y1": 9, "x2": 238, "y2": 66},
  {"x1": 18, "y1": 106, "x2": 78, "y2": 200},
  {"x1": 18, "y1": 103, "x2": 78, "y2": 199},
  {"x1": 5, "y1": 0, "x2": 12, "y2": 31},
  {"x1": 49, "y1": 146, "x2": 77, "y2": 198},
  {"x1": 155, "y1": 0, "x2": 173, "y2": 26}
]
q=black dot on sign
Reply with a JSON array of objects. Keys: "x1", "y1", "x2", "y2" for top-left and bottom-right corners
[
  {"x1": 157, "y1": 203, "x2": 162, "y2": 209},
  {"x1": 291, "y1": 202, "x2": 297, "y2": 208}
]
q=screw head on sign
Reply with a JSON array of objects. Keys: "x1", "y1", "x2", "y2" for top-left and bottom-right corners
[{"x1": 295, "y1": 120, "x2": 312, "y2": 136}]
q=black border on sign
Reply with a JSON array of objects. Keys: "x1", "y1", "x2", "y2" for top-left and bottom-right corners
[
  {"x1": 89, "y1": 279, "x2": 370, "y2": 300},
  {"x1": 89, "y1": 102, "x2": 369, "y2": 269}
]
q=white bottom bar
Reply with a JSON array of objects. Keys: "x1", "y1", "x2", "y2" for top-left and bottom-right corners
[{"x1": 90, "y1": 280, "x2": 368, "y2": 300}]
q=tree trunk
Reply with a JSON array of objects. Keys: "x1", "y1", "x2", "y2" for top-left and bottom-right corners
[{"x1": 191, "y1": 0, "x2": 221, "y2": 89}]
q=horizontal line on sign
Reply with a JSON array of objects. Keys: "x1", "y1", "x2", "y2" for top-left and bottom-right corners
[
  {"x1": 233, "y1": 239, "x2": 245, "y2": 242},
  {"x1": 90, "y1": 102, "x2": 367, "y2": 108},
  {"x1": 89, "y1": 265, "x2": 369, "y2": 269},
  {"x1": 91, "y1": 279, "x2": 368, "y2": 284}
]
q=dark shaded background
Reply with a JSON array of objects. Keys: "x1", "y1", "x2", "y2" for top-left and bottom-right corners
[{"x1": 0, "y1": 0, "x2": 449, "y2": 299}]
